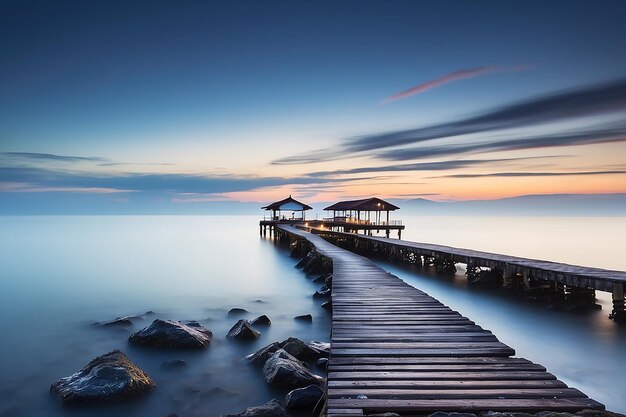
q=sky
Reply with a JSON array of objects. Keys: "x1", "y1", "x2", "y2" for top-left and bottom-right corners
[{"x1": 1, "y1": 0, "x2": 626, "y2": 212}]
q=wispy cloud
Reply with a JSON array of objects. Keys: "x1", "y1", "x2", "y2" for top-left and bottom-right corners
[
  {"x1": 378, "y1": 124, "x2": 626, "y2": 161},
  {"x1": 0, "y1": 152, "x2": 104, "y2": 163},
  {"x1": 439, "y1": 170, "x2": 626, "y2": 178},
  {"x1": 305, "y1": 157, "x2": 556, "y2": 177},
  {"x1": 273, "y1": 77, "x2": 626, "y2": 165},
  {"x1": 383, "y1": 66, "x2": 514, "y2": 103}
]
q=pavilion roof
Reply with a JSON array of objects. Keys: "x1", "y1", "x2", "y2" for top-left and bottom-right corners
[
  {"x1": 262, "y1": 195, "x2": 312, "y2": 210},
  {"x1": 324, "y1": 197, "x2": 400, "y2": 211}
]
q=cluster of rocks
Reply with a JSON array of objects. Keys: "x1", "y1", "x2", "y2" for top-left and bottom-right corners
[
  {"x1": 426, "y1": 411, "x2": 626, "y2": 417},
  {"x1": 240, "y1": 337, "x2": 329, "y2": 413}
]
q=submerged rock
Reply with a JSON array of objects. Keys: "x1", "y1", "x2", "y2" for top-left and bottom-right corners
[
  {"x1": 294, "y1": 314, "x2": 312, "y2": 322},
  {"x1": 429, "y1": 413, "x2": 477, "y2": 417},
  {"x1": 227, "y1": 319, "x2": 261, "y2": 339},
  {"x1": 93, "y1": 315, "x2": 143, "y2": 327},
  {"x1": 161, "y1": 359, "x2": 186, "y2": 369},
  {"x1": 316, "y1": 357, "x2": 328, "y2": 369},
  {"x1": 50, "y1": 350, "x2": 154, "y2": 404},
  {"x1": 313, "y1": 289, "x2": 331, "y2": 298},
  {"x1": 228, "y1": 308, "x2": 248, "y2": 316},
  {"x1": 251, "y1": 315, "x2": 271, "y2": 326},
  {"x1": 321, "y1": 300, "x2": 332, "y2": 310},
  {"x1": 222, "y1": 398, "x2": 287, "y2": 417},
  {"x1": 129, "y1": 319, "x2": 212, "y2": 349},
  {"x1": 262, "y1": 349, "x2": 324, "y2": 389},
  {"x1": 285, "y1": 384, "x2": 324, "y2": 410}
]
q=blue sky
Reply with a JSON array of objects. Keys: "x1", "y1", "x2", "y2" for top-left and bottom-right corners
[{"x1": 1, "y1": 0, "x2": 626, "y2": 212}]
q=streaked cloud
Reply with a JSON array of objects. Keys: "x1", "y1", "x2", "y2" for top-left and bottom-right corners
[
  {"x1": 305, "y1": 157, "x2": 556, "y2": 177},
  {"x1": 0, "y1": 152, "x2": 104, "y2": 163},
  {"x1": 439, "y1": 170, "x2": 626, "y2": 178},
  {"x1": 384, "y1": 66, "x2": 506, "y2": 103},
  {"x1": 273, "y1": 77, "x2": 626, "y2": 165},
  {"x1": 378, "y1": 124, "x2": 626, "y2": 161}
]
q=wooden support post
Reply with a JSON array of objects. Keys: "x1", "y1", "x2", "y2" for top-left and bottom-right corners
[
  {"x1": 398, "y1": 230, "x2": 401, "y2": 239},
  {"x1": 610, "y1": 282, "x2": 625, "y2": 322}
]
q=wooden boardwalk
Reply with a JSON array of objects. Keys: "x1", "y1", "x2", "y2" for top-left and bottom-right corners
[{"x1": 277, "y1": 225, "x2": 604, "y2": 416}]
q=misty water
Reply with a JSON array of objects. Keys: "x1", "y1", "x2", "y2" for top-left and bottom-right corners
[{"x1": 0, "y1": 215, "x2": 625, "y2": 416}]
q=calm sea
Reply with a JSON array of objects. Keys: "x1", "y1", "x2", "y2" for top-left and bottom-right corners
[{"x1": 0, "y1": 215, "x2": 624, "y2": 416}]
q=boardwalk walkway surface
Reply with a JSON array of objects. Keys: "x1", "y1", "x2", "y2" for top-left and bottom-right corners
[{"x1": 277, "y1": 225, "x2": 604, "y2": 417}]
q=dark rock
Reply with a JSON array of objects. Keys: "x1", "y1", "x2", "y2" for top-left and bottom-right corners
[
  {"x1": 183, "y1": 320, "x2": 203, "y2": 327},
  {"x1": 245, "y1": 342, "x2": 282, "y2": 365},
  {"x1": 227, "y1": 320, "x2": 261, "y2": 340},
  {"x1": 324, "y1": 274, "x2": 332, "y2": 288},
  {"x1": 313, "y1": 289, "x2": 331, "y2": 298},
  {"x1": 228, "y1": 308, "x2": 248, "y2": 316},
  {"x1": 294, "y1": 314, "x2": 312, "y2": 322},
  {"x1": 308, "y1": 341, "x2": 330, "y2": 357},
  {"x1": 429, "y1": 413, "x2": 477, "y2": 417},
  {"x1": 94, "y1": 315, "x2": 143, "y2": 327},
  {"x1": 129, "y1": 319, "x2": 211, "y2": 349},
  {"x1": 576, "y1": 410, "x2": 626, "y2": 417},
  {"x1": 253, "y1": 299, "x2": 265, "y2": 303},
  {"x1": 468, "y1": 268, "x2": 503, "y2": 289},
  {"x1": 282, "y1": 338, "x2": 319, "y2": 361},
  {"x1": 251, "y1": 315, "x2": 271, "y2": 326},
  {"x1": 161, "y1": 359, "x2": 186, "y2": 369},
  {"x1": 285, "y1": 384, "x2": 324, "y2": 410},
  {"x1": 222, "y1": 398, "x2": 287, "y2": 417},
  {"x1": 534, "y1": 413, "x2": 574, "y2": 417},
  {"x1": 369, "y1": 413, "x2": 402, "y2": 417},
  {"x1": 482, "y1": 412, "x2": 534, "y2": 417},
  {"x1": 262, "y1": 349, "x2": 324, "y2": 389},
  {"x1": 295, "y1": 251, "x2": 317, "y2": 269},
  {"x1": 311, "y1": 273, "x2": 330, "y2": 283},
  {"x1": 321, "y1": 300, "x2": 332, "y2": 310},
  {"x1": 50, "y1": 350, "x2": 155, "y2": 404},
  {"x1": 145, "y1": 311, "x2": 155, "y2": 315},
  {"x1": 315, "y1": 357, "x2": 328, "y2": 369}
]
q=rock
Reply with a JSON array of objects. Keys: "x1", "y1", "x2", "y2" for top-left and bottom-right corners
[
  {"x1": 428, "y1": 413, "x2": 477, "y2": 417},
  {"x1": 282, "y1": 338, "x2": 319, "y2": 361},
  {"x1": 50, "y1": 350, "x2": 154, "y2": 404},
  {"x1": 94, "y1": 315, "x2": 143, "y2": 327},
  {"x1": 129, "y1": 319, "x2": 212, "y2": 349},
  {"x1": 576, "y1": 411, "x2": 626, "y2": 417},
  {"x1": 285, "y1": 384, "x2": 324, "y2": 410},
  {"x1": 534, "y1": 413, "x2": 575, "y2": 417},
  {"x1": 316, "y1": 357, "x2": 328, "y2": 369},
  {"x1": 222, "y1": 398, "x2": 287, "y2": 417},
  {"x1": 262, "y1": 349, "x2": 324, "y2": 389},
  {"x1": 228, "y1": 308, "x2": 248, "y2": 316},
  {"x1": 467, "y1": 268, "x2": 503, "y2": 289},
  {"x1": 251, "y1": 315, "x2": 271, "y2": 326},
  {"x1": 227, "y1": 320, "x2": 261, "y2": 339},
  {"x1": 369, "y1": 414, "x2": 402, "y2": 417},
  {"x1": 308, "y1": 341, "x2": 330, "y2": 356},
  {"x1": 295, "y1": 251, "x2": 317, "y2": 269},
  {"x1": 161, "y1": 359, "x2": 186, "y2": 369},
  {"x1": 483, "y1": 412, "x2": 534, "y2": 417},
  {"x1": 253, "y1": 299, "x2": 265, "y2": 303},
  {"x1": 321, "y1": 300, "x2": 332, "y2": 310},
  {"x1": 145, "y1": 311, "x2": 155, "y2": 315},
  {"x1": 245, "y1": 342, "x2": 282, "y2": 365},
  {"x1": 294, "y1": 314, "x2": 312, "y2": 322},
  {"x1": 311, "y1": 274, "x2": 326, "y2": 283},
  {"x1": 324, "y1": 274, "x2": 332, "y2": 288},
  {"x1": 313, "y1": 289, "x2": 331, "y2": 298}
]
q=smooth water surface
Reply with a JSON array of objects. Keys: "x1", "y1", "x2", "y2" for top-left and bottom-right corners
[
  {"x1": 0, "y1": 216, "x2": 330, "y2": 417},
  {"x1": 0, "y1": 215, "x2": 625, "y2": 416}
]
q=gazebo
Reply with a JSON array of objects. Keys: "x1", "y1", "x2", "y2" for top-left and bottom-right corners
[
  {"x1": 324, "y1": 197, "x2": 400, "y2": 225},
  {"x1": 262, "y1": 195, "x2": 312, "y2": 221}
]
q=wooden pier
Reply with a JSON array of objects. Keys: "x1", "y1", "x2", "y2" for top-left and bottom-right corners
[
  {"x1": 303, "y1": 227, "x2": 626, "y2": 321},
  {"x1": 276, "y1": 225, "x2": 604, "y2": 416}
]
